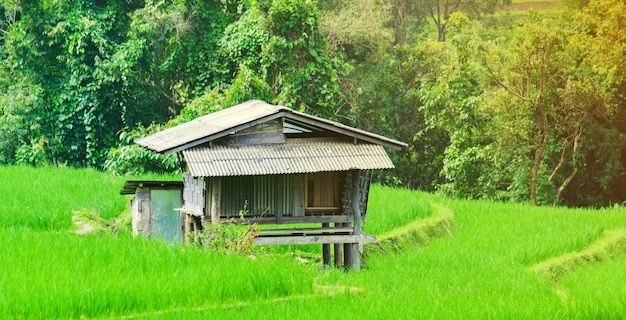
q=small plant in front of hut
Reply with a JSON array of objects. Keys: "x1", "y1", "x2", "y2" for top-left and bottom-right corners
[
  {"x1": 188, "y1": 203, "x2": 260, "y2": 254},
  {"x1": 189, "y1": 223, "x2": 259, "y2": 254}
]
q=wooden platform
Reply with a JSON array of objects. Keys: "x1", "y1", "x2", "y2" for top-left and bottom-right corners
[
  {"x1": 258, "y1": 227, "x2": 354, "y2": 236},
  {"x1": 220, "y1": 215, "x2": 353, "y2": 225},
  {"x1": 254, "y1": 233, "x2": 376, "y2": 245}
]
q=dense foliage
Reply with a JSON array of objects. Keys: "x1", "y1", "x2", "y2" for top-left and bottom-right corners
[{"x1": 0, "y1": 0, "x2": 624, "y2": 206}]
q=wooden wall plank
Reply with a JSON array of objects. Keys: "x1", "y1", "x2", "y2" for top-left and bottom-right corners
[
  {"x1": 210, "y1": 177, "x2": 221, "y2": 224},
  {"x1": 254, "y1": 234, "x2": 375, "y2": 245}
]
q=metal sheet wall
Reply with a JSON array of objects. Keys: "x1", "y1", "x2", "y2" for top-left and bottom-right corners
[{"x1": 220, "y1": 174, "x2": 304, "y2": 218}]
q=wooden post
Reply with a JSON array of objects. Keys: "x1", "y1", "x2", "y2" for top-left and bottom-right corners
[
  {"x1": 349, "y1": 170, "x2": 362, "y2": 270},
  {"x1": 351, "y1": 170, "x2": 362, "y2": 236},
  {"x1": 184, "y1": 213, "x2": 191, "y2": 243},
  {"x1": 210, "y1": 177, "x2": 221, "y2": 225},
  {"x1": 350, "y1": 243, "x2": 361, "y2": 271},
  {"x1": 180, "y1": 207, "x2": 186, "y2": 243},
  {"x1": 334, "y1": 223, "x2": 343, "y2": 267},
  {"x1": 322, "y1": 223, "x2": 331, "y2": 266},
  {"x1": 344, "y1": 242, "x2": 353, "y2": 269},
  {"x1": 192, "y1": 215, "x2": 202, "y2": 243}
]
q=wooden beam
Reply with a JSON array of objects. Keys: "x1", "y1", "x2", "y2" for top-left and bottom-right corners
[
  {"x1": 284, "y1": 112, "x2": 407, "y2": 151},
  {"x1": 344, "y1": 242, "x2": 353, "y2": 268},
  {"x1": 258, "y1": 227, "x2": 353, "y2": 236},
  {"x1": 183, "y1": 213, "x2": 191, "y2": 243},
  {"x1": 351, "y1": 170, "x2": 362, "y2": 235},
  {"x1": 334, "y1": 242, "x2": 343, "y2": 267},
  {"x1": 192, "y1": 215, "x2": 200, "y2": 243},
  {"x1": 349, "y1": 170, "x2": 362, "y2": 270},
  {"x1": 334, "y1": 222, "x2": 344, "y2": 267},
  {"x1": 162, "y1": 113, "x2": 285, "y2": 154},
  {"x1": 220, "y1": 215, "x2": 352, "y2": 225},
  {"x1": 254, "y1": 234, "x2": 375, "y2": 245},
  {"x1": 322, "y1": 223, "x2": 331, "y2": 266},
  {"x1": 210, "y1": 177, "x2": 221, "y2": 225},
  {"x1": 351, "y1": 243, "x2": 361, "y2": 271},
  {"x1": 175, "y1": 208, "x2": 203, "y2": 217},
  {"x1": 305, "y1": 207, "x2": 343, "y2": 212}
]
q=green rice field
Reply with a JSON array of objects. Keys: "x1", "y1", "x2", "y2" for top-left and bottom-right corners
[{"x1": 1, "y1": 166, "x2": 625, "y2": 319}]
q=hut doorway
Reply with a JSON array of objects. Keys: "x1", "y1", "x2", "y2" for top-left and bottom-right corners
[
  {"x1": 150, "y1": 189, "x2": 182, "y2": 242},
  {"x1": 121, "y1": 181, "x2": 184, "y2": 243}
]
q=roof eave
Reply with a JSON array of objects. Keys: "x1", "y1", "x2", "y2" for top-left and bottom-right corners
[
  {"x1": 139, "y1": 111, "x2": 287, "y2": 155},
  {"x1": 283, "y1": 110, "x2": 407, "y2": 151},
  {"x1": 134, "y1": 102, "x2": 408, "y2": 154}
]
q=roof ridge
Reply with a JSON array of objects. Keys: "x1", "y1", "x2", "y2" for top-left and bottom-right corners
[{"x1": 136, "y1": 100, "x2": 405, "y2": 154}]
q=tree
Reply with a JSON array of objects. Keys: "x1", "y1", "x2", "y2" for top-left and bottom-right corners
[
  {"x1": 0, "y1": 0, "x2": 241, "y2": 167},
  {"x1": 378, "y1": 0, "x2": 429, "y2": 45},
  {"x1": 218, "y1": 0, "x2": 348, "y2": 118},
  {"x1": 261, "y1": 0, "x2": 345, "y2": 118},
  {"x1": 1, "y1": 0, "x2": 137, "y2": 166},
  {"x1": 319, "y1": 0, "x2": 394, "y2": 57},
  {"x1": 481, "y1": 15, "x2": 571, "y2": 205},
  {"x1": 563, "y1": 0, "x2": 626, "y2": 205},
  {"x1": 480, "y1": 12, "x2": 619, "y2": 206},
  {"x1": 118, "y1": 0, "x2": 241, "y2": 123},
  {"x1": 422, "y1": 11, "x2": 623, "y2": 206},
  {"x1": 418, "y1": 0, "x2": 510, "y2": 42},
  {"x1": 417, "y1": 16, "x2": 496, "y2": 198}
]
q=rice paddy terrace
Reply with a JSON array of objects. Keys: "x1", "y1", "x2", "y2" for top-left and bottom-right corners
[{"x1": 1, "y1": 166, "x2": 625, "y2": 319}]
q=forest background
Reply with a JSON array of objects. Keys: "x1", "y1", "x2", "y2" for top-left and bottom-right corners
[{"x1": 0, "y1": 0, "x2": 624, "y2": 207}]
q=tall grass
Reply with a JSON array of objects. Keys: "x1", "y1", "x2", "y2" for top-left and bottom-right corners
[
  {"x1": 0, "y1": 165, "x2": 176, "y2": 230},
  {"x1": 561, "y1": 254, "x2": 626, "y2": 318},
  {"x1": 130, "y1": 193, "x2": 626, "y2": 319},
  {"x1": 365, "y1": 184, "x2": 434, "y2": 235},
  {"x1": 0, "y1": 229, "x2": 315, "y2": 319},
  {"x1": 215, "y1": 198, "x2": 626, "y2": 319},
  {"x1": 2, "y1": 166, "x2": 626, "y2": 319}
]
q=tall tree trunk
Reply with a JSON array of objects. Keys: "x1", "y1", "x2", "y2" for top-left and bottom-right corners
[
  {"x1": 552, "y1": 124, "x2": 583, "y2": 206},
  {"x1": 437, "y1": 23, "x2": 446, "y2": 42},
  {"x1": 530, "y1": 110, "x2": 549, "y2": 206},
  {"x1": 392, "y1": 0, "x2": 408, "y2": 45}
]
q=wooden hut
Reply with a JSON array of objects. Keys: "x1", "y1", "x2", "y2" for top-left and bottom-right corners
[
  {"x1": 120, "y1": 180, "x2": 184, "y2": 242},
  {"x1": 135, "y1": 100, "x2": 406, "y2": 269}
]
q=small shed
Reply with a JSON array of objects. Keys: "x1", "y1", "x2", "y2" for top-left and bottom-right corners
[
  {"x1": 134, "y1": 100, "x2": 406, "y2": 269},
  {"x1": 120, "y1": 181, "x2": 184, "y2": 242}
]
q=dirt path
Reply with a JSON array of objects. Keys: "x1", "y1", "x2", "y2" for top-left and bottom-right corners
[{"x1": 72, "y1": 215, "x2": 95, "y2": 235}]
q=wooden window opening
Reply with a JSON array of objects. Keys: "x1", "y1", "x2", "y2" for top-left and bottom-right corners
[{"x1": 305, "y1": 172, "x2": 344, "y2": 214}]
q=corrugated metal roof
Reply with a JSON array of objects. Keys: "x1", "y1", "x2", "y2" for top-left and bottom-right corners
[
  {"x1": 182, "y1": 142, "x2": 394, "y2": 177},
  {"x1": 119, "y1": 180, "x2": 183, "y2": 195},
  {"x1": 136, "y1": 100, "x2": 406, "y2": 154},
  {"x1": 136, "y1": 100, "x2": 284, "y2": 154}
]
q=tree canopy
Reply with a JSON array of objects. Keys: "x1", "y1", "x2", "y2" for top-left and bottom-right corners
[{"x1": 0, "y1": 0, "x2": 624, "y2": 207}]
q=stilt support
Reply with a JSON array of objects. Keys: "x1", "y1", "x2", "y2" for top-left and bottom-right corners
[
  {"x1": 334, "y1": 223, "x2": 344, "y2": 267},
  {"x1": 322, "y1": 223, "x2": 331, "y2": 266}
]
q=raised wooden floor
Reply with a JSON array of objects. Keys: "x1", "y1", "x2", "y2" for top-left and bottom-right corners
[{"x1": 254, "y1": 233, "x2": 376, "y2": 245}]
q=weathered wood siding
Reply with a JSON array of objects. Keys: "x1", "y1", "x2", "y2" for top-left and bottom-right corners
[
  {"x1": 342, "y1": 170, "x2": 372, "y2": 220},
  {"x1": 306, "y1": 172, "x2": 344, "y2": 211},
  {"x1": 183, "y1": 173, "x2": 205, "y2": 215},
  {"x1": 131, "y1": 188, "x2": 151, "y2": 237},
  {"x1": 218, "y1": 119, "x2": 285, "y2": 146}
]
